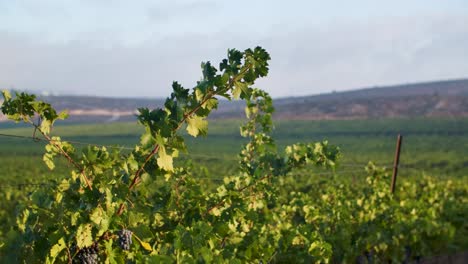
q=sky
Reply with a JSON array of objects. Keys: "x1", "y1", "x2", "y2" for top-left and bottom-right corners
[{"x1": 0, "y1": 0, "x2": 467, "y2": 98}]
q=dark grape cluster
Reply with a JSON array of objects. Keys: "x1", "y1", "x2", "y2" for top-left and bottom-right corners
[
  {"x1": 74, "y1": 243, "x2": 99, "y2": 264},
  {"x1": 118, "y1": 229, "x2": 133, "y2": 251}
]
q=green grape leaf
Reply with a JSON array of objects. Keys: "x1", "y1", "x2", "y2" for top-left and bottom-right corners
[
  {"x1": 195, "y1": 88, "x2": 204, "y2": 102},
  {"x1": 16, "y1": 209, "x2": 29, "y2": 233},
  {"x1": 140, "y1": 128, "x2": 154, "y2": 146},
  {"x1": 232, "y1": 86, "x2": 242, "y2": 100},
  {"x1": 210, "y1": 207, "x2": 222, "y2": 217},
  {"x1": 90, "y1": 207, "x2": 110, "y2": 235},
  {"x1": 202, "y1": 98, "x2": 218, "y2": 110},
  {"x1": 43, "y1": 152, "x2": 56, "y2": 170},
  {"x1": 200, "y1": 247, "x2": 213, "y2": 262},
  {"x1": 1, "y1": 89, "x2": 12, "y2": 100},
  {"x1": 48, "y1": 238, "x2": 66, "y2": 263},
  {"x1": 104, "y1": 240, "x2": 118, "y2": 264},
  {"x1": 186, "y1": 115, "x2": 208, "y2": 137},
  {"x1": 71, "y1": 212, "x2": 80, "y2": 226},
  {"x1": 57, "y1": 110, "x2": 69, "y2": 120},
  {"x1": 202, "y1": 61, "x2": 217, "y2": 80},
  {"x1": 40, "y1": 119, "x2": 53, "y2": 135},
  {"x1": 234, "y1": 81, "x2": 249, "y2": 99},
  {"x1": 157, "y1": 147, "x2": 174, "y2": 172},
  {"x1": 133, "y1": 233, "x2": 153, "y2": 252},
  {"x1": 171, "y1": 81, "x2": 189, "y2": 101},
  {"x1": 76, "y1": 224, "x2": 93, "y2": 248},
  {"x1": 140, "y1": 241, "x2": 153, "y2": 252},
  {"x1": 127, "y1": 155, "x2": 139, "y2": 171}
]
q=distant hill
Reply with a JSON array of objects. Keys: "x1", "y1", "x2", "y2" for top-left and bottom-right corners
[
  {"x1": 1, "y1": 78, "x2": 468, "y2": 123},
  {"x1": 272, "y1": 79, "x2": 468, "y2": 120}
]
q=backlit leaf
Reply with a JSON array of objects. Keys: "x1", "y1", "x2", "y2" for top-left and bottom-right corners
[
  {"x1": 186, "y1": 115, "x2": 208, "y2": 137},
  {"x1": 76, "y1": 224, "x2": 93, "y2": 248}
]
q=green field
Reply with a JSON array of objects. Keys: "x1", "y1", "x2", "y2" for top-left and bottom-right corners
[{"x1": 1, "y1": 117, "x2": 467, "y2": 185}]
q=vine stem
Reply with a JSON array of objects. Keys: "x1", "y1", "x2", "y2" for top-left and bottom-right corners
[
  {"x1": 128, "y1": 65, "x2": 252, "y2": 191},
  {"x1": 32, "y1": 123, "x2": 93, "y2": 190},
  {"x1": 128, "y1": 95, "x2": 212, "y2": 190},
  {"x1": 129, "y1": 145, "x2": 160, "y2": 189},
  {"x1": 117, "y1": 65, "x2": 253, "y2": 216},
  {"x1": 66, "y1": 246, "x2": 72, "y2": 264}
]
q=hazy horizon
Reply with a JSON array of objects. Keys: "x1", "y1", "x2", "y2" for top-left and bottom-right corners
[{"x1": 7, "y1": 77, "x2": 466, "y2": 100}]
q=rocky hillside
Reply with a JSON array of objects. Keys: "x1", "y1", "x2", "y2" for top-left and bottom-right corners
[{"x1": 272, "y1": 79, "x2": 468, "y2": 120}]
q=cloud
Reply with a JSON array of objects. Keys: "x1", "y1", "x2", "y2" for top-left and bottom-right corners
[
  {"x1": 146, "y1": 1, "x2": 220, "y2": 22},
  {"x1": 257, "y1": 14, "x2": 468, "y2": 96},
  {"x1": 0, "y1": 31, "x2": 233, "y2": 97},
  {"x1": 0, "y1": 14, "x2": 467, "y2": 98}
]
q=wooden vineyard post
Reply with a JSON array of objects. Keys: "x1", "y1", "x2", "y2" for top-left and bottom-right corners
[{"x1": 391, "y1": 134, "x2": 403, "y2": 194}]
